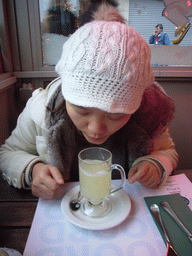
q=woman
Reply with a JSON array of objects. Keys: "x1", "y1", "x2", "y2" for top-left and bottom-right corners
[{"x1": 0, "y1": 3, "x2": 178, "y2": 199}]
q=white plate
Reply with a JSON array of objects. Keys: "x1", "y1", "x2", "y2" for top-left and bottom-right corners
[{"x1": 61, "y1": 185, "x2": 131, "y2": 230}]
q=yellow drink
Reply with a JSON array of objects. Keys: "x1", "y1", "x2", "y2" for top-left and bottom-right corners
[{"x1": 79, "y1": 160, "x2": 111, "y2": 203}]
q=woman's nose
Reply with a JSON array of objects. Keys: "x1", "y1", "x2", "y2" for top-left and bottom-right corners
[{"x1": 88, "y1": 116, "x2": 107, "y2": 134}]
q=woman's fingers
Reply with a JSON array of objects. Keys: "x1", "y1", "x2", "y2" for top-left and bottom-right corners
[
  {"x1": 32, "y1": 163, "x2": 65, "y2": 199},
  {"x1": 128, "y1": 161, "x2": 161, "y2": 188}
]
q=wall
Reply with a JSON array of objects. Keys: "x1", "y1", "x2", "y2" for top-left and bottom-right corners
[{"x1": 157, "y1": 78, "x2": 192, "y2": 170}]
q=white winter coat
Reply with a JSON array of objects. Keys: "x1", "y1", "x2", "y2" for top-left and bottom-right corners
[{"x1": 0, "y1": 78, "x2": 178, "y2": 189}]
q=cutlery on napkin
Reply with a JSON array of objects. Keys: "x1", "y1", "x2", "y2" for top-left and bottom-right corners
[
  {"x1": 150, "y1": 204, "x2": 178, "y2": 256},
  {"x1": 160, "y1": 201, "x2": 192, "y2": 243},
  {"x1": 144, "y1": 193, "x2": 192, "y2": 256}
]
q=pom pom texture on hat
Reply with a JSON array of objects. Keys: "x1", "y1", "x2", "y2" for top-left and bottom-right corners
[{"x1": 55, "y1": 20, "x2": 154, "y2": 114}]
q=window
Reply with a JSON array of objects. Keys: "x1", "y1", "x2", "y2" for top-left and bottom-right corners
[
  {"x1": 0, "y1": 0, "x2": 12, "y2": 73},
  {"x1": 39, "y1": 0, "x2": 130, "y2": 67},
  {"x1": 8, "y1": 0, "x2": 192, "y2": 77},
  {"x1": 129, "y1": 0, "x2": 192, "y2": 46},
  {"x1": 39, "y1": 0, "x2": 91, "y2": 66},
  {"x1": 129, "y1": 0, "x2": 192, "y2": 66}
]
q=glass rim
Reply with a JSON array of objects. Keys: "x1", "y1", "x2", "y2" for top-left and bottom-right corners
[{"x1": 78, "y1": 147, "x2": 112, "y2": 164}]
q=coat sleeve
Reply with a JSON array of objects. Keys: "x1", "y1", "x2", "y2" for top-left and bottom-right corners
[
  {"x1": 0, "y1": 97, "x2": 46, "y2": 189},
  {"x1": 132, "y1": 128, "x2": 178, "y2": 185},
  {"x1": 149, "y1": 35, "x2": 155, "y2": 44}
]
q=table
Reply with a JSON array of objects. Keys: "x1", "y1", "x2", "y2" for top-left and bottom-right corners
[
  {"x1": 0, "y1": 175, "x2": 38, "y2": 254},
  {"x1": 0, "y1": 170, "x2": 191, "y2": 254}
]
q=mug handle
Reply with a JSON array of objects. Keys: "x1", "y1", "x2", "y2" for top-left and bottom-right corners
[{"x1": 110, "y1": 164, "x2": 126, "y2": 194}]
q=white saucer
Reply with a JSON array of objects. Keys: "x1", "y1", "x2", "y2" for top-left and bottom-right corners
[{"x1": 61, "y1": 185, "x2": 131, "y2": 230}]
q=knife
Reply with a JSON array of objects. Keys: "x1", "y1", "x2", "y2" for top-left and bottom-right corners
[{"x1": 160, "y1": 201, "x2": 192, "y2": 243}]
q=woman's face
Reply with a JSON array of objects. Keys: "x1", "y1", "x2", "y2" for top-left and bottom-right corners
[{"x1": 66, "y1": 101, "x2": 131, "y2": 145}]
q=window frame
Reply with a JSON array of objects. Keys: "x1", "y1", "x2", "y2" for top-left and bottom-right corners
[{"x1": 6, "y1": 0, "x2": 192, "y2": 79}]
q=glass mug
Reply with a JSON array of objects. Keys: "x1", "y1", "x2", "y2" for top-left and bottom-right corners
[{"x1": 78, "y1": 147, "x2": 126, "y2": 217}]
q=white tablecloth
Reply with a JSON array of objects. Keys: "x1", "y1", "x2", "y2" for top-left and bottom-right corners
[{"x1": 24, "y1": 174, "x2": 192, "y2": 256}]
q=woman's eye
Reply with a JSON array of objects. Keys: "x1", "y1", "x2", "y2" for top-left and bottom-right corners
[
  {"x1": 75, "y1": 108, "x2": 89, "y2": 116},
  {"x1": 108, "y1": 114, "x2": 124, "y2": 120},
  {"x1": 78, "y1": 111, "x2": 89, "y2": 116}
]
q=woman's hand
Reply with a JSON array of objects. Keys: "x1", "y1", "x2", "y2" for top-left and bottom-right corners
[
  {"x1": 32, "y1": 163, "x2": 65, "y2": 199},
  {"x1": 128, "y1": 161, "x2": 161, "y2": 188}
]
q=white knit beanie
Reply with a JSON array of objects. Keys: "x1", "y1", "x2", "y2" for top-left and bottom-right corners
[{"x1": 55, "y1": 19, "x2": 154, "y2": 114}]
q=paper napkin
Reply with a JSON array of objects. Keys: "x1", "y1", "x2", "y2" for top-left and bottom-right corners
[{"x1": 144, "y1": 193, "x2": 192, "y2": 256}]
